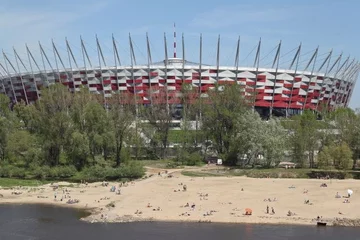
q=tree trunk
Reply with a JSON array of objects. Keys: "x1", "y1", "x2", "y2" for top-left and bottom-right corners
[{"x1": 115, "y1": 139, "x2": 122, "y2": 167}]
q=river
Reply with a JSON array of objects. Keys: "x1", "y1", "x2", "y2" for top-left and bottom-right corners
[{"x1": 0, "y1": 204, "x2": 359, "y2": 240}]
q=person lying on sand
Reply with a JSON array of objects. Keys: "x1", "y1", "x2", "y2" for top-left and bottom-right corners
[
  {"x1": 67, "y1": 199, "x2": 79, "y2": 204},
  {"x1": 135, "y1": 210, "x2": 143, "y2": 214},
  {"x1": 343, "y1": 199, "x2": 350, "y2": 203},
  {"x1": 287, "y1": 210, "x2": 296, "y2": 216},
  {"x1": 335, "y1": 192, "x2": 341, "y2": 198},
  {"x1": 179, "y1": 212, "x2": 191, "y2": 216},
  {"x1": 37, "y1": 196, "x2": 48, "y2": 199},
  {"x1": 147, "y1": 203, "x2": 152, "y2": 208},
  {"x1": 203, "y1": 211, "x2": 213, "y2": 216}
]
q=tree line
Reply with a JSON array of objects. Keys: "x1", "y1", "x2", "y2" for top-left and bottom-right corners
[{"x1": 0, "y1": 83, "x2": 359, "y2": 181}]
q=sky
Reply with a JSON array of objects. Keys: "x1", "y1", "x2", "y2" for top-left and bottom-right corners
[{"x1": 0, "y1": 0, "x2": 359, "y2": 108}]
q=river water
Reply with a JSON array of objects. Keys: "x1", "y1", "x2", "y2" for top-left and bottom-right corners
[{"x1": 0, "y1": 204, "x2": 359, "y2": 240}]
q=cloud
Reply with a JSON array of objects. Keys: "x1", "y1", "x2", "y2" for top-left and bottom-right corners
[
  {"x1": 0, "y1": 1, "x2": 109, "y2": 51},
  {"x1": 191, "y1": 4, "x2": 292, "y2": 29}
]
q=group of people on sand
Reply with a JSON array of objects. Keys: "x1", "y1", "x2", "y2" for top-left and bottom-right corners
[
  {"x1": 54, "y1": 188, "x2": 79, "y2": 204},
  {"x1": 203, "y1": 210, "x2": 217, "y2": 217},
  {"x1": 263, "y1": 197, "x2": 277, "y2": 202},
  {"x1": 183, "y1": 202, "x2": 196, "y2": 209},
  {"x1": 11, "y1": 191, "x2": 22, "y2": 195},
  {"x1": 158, "y1": 170, "x2": 174, "y2": 178},
  {"x1": 199, "y1": 193, "x2": 208, "y2": 200},
  {"x1": 266, "y1": 205, "x2": 276, "y2": 215},
  {"x1": 174, "y1": 183, "x2": 187, "y2": 192}
]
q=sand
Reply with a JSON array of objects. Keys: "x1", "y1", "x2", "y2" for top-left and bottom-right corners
[{"x1": 1, "y1": 167, "x2": 359, "y2": 226}]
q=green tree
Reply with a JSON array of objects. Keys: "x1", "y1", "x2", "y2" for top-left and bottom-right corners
[
  {"x1": 143, "y1": 87, "x2": 173, "y2": 159},
  {"x1": 261, "y1": 119, "x2": 287, "y2": 167},
  {"x1": 0, "y1": 94, "x2": 14, "y2": 161},
  {"x1": 6, "y1": 130, "x2": 40, "y2": 167},
  {"x1": 108, "y1": 95, "x2": 135, "y2": 166},
  {"x1": 67, "y1": 131, "x2": 90, "y2": 170},
  {"x1": 327, "y1": 108, "x2": 360, "y2": 168},
  {"x1": 317, "y1": 142, "x2": 353, "y2": 170},
  {"x1": 83, "y1": 102, "x2": 108, "y2": 160},
  {"x1": 333, "y1": 142, "x2": 353, "y2": 170},
  {"x1": 200, "y1": 84, "x2": 249, "y2": 160},
  {"x1": 285, "y1": 111, "x2": 321, "y2": 168},
  {"x1": 34, "y1": 84, "x2": 73, "y2": 166},
  {"x1": 317, "y1": 145, "x2": 333, "y2": 169}
]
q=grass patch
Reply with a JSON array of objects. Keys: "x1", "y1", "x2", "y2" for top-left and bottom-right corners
[
  {"x1": 0, "y1": 178, "x2": 50, "y2": 187},
  {"x1": 138, "y1": 159, "x2": 200, "y2": 169},
  {"x1": 181, "y1": 168, "x2": 312, "y2": 178},
  {"x1": 181, "y1": 171, "x2": 222, "y2": 177},
  {"x1": 138, "y1": 159, "x2": 177, "y2": 168},
  {"x1": 243, "y1": 168, "x2": 311, "y2": 179},
  {"x1": 182, "y1": 168, "x2": 360, "y2": 179},
  {"x1": 168, "y1": 130, "x2": 201, "y2": 144}
]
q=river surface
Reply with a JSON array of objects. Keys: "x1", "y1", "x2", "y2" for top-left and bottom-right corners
[{"x1": 0, "y1": 204, "x2": 360, "y2": 240}]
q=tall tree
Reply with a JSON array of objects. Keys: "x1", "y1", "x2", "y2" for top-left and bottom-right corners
[
  {"x1": 108, "y1": 95, "x2": 135, "y2": 166},
  {"x1": 327, "y1": 108, "x2": 360, "y2": 168},
  {"x1": 285, "y1": 111, "x2": 321, "y2": 168},
  {"x1": 143, "y1": 87, "x2": 173, "y2": 159},
  {"x1": 33, "y1": 84, "x2": 73, "y2": 166},
  {"x1": 200, "y1": 84, "x2": 249, "y2": 159}
]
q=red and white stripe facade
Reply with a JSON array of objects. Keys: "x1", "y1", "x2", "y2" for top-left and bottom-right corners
[{"x1": 0, "y1": 35, "x2": 358, "y2": 111}]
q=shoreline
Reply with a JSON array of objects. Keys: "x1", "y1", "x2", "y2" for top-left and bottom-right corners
[
  {"x1": 1, "y1": 170, "x2": 360, "y2": 227},
  {"x1": 1, "y1": 201, "x2": 356, "y2": 227}
]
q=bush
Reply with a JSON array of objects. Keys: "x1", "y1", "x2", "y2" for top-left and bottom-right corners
[
  {"x1": 176, "y1": 151, "x2": 203, "y2": 166},
  {"x1": 120, "y1": 148, "x2": 132, "y2": 164},
  {"x1": 0, "y1": 165, "x2": 27, "y2": 178},
  {"x1": 307, "y1": 170, "x2": 348, "y2": 179},
  {"x1": 31, "y1": 166, "x2": 51, "y2": 179},
  {"x1": 49, "y1": 166, "x2": 77, "y2": 179},
  {"x1": 75, "y1": 162, "x2": 145, "y2": 182},
  {"x1": 185, "y1": 152, "x2": 203, "y2": 166}
]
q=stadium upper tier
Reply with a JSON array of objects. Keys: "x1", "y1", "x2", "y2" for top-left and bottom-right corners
[{"x1": 0, "y1": 34, "x2": 358, "y2": 112}]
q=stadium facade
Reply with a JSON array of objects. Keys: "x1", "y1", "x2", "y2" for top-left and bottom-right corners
[{"x1": 0, "y1": 33, "x2": 359, "y2": 117}]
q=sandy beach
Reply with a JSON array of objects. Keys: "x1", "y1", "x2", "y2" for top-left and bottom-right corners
[{"x1": 1, "y1": 167, "x2": 359, "y2": 226}]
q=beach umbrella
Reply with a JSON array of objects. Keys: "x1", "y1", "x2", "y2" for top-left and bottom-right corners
[
  {"x1": 347, "y1": 189, "x2": 353, "y2": 196},
  {"x1": 245, "y1": 208, "x2": 252, "y2": 215}
]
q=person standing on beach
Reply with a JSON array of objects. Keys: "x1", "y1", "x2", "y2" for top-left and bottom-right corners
[
  {"x1": 271, "y1": 207, "x2": 275, "y2": 214},
  {"x1": 266, "y1": 205, "x2": 269, "y2": 214}
]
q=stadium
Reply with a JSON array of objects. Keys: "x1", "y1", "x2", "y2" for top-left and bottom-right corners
[{"x1": 0, "y1": 32, "x2": 358, "y2": 118}]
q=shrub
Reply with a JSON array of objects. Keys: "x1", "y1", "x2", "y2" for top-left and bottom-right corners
[
  {"x1": 75, "y1": 162, "x2": 145, "y2": 182},
  {"x1": 31, "y1": 166, "x2": 51, "y2": 179},
  {"x1": 176, "y1": 151, "x2": 203, "y2": 166},
  {"x1": 49, "y1": 166, "x2": 77, "y2": 179},
  {"x1": 0, "y1": 165, "x2": 27, "y2": 178},
  {"x1": 185, "y1": 152, "x2": 203, "y2": 166},
  {"x1": 307, "y1": 170, "x2": 348, "y2": 179}
]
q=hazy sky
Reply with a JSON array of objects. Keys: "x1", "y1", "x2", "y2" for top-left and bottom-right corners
[{"x1": 0, "y1": 0, "x2": 359, "y2": 108}]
